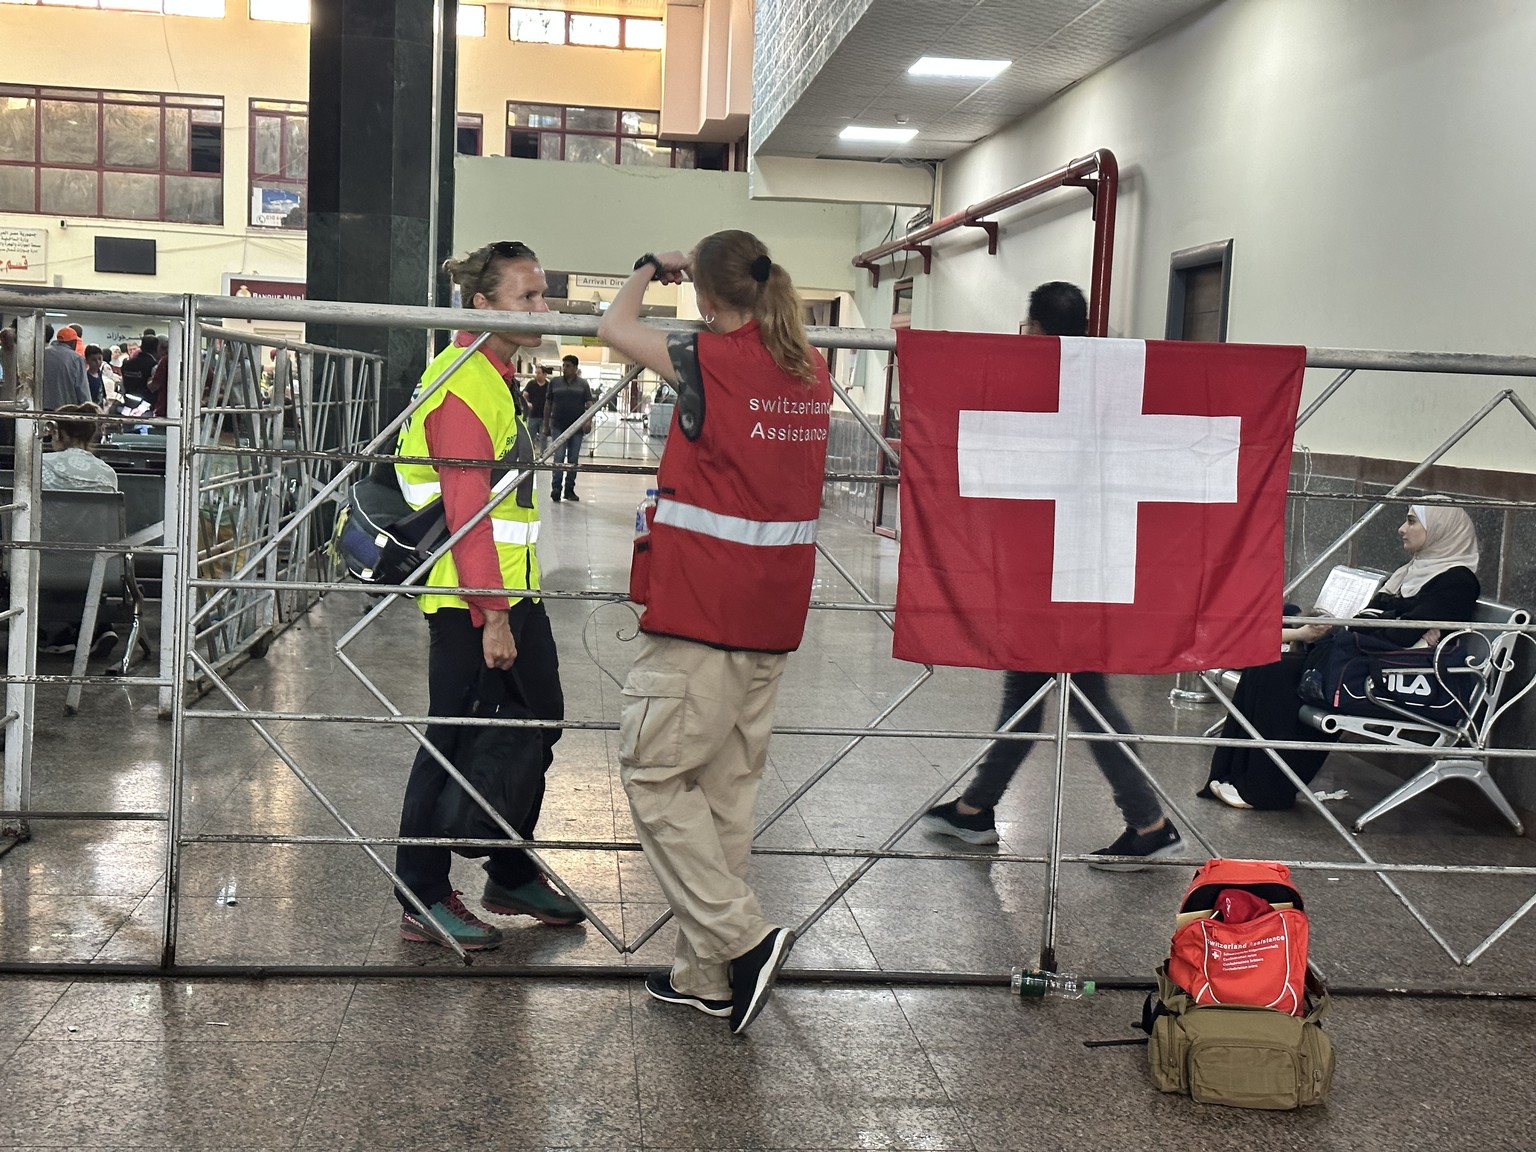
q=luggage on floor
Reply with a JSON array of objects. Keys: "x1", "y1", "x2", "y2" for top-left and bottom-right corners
[{"x1": 1144, "y1": 858, "x2": 1334, "y2": 1109}]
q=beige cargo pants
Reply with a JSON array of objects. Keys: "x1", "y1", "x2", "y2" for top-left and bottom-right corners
[{"x1": 619, "y1": 632, "x2": 786, "y2": 1000}]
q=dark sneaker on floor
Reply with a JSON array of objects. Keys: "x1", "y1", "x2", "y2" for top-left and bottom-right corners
[
  {"x1": 550, "y1": 491, "x2": 562, "y2": 502},
  {"x1": 729, "y1": 926, "x2": 795, "y2": 1035},
  {"x1": 645, "y1": 971, "x2": 731, "y2": 1018},
  {"x1": 1088, "y1": 822, "x2": 1184, "y2": 872},
  {"x1": 90, "y1": 628, "x2": 119, "y2": 659},
  {"x1": 920, "y1": 800, "x2": 1000, "y2": 845},
  {"x1": 483, "y1": 873, "x2": 585, "y2": 925},
  {"x1": 39, "y1": 640, "x2": 76, "y2": 655},
  {"x1": 564, "y1": 491, "x2": 580, "y2": 501},
  {"x1": 400, "y1": 890, "x2": 503, "y2": 950}
]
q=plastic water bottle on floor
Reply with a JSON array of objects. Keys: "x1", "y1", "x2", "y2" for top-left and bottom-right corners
[{"x1": 1011, "y1": 967, "x2": 1096, "y2": 999}]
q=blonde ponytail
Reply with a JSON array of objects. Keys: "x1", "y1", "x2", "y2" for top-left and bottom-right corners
[{"x1": 692, "y1": 230, "x2": 818, "y2": 386}]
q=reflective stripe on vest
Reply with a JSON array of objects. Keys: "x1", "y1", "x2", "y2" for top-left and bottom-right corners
[
  {"x1": 492, "y1": 519, "x2": 539, "y2": 545},
  {"x1": 654, "y1": 499, "x2": 818, "y2": 547},
  {"x1": 398, "y1": 477, "x2": 442, "y2": 504}
]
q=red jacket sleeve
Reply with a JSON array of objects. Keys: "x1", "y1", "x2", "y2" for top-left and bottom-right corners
[{"x1": 423, "y1": 391, "x2": 509, "y2": 625}]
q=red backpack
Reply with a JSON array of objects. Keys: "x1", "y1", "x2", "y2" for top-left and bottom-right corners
[{"x1": 1167, "y1": 859, "x2": 1309, "y2": 1017}]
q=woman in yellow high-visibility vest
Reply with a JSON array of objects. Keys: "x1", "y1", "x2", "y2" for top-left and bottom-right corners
[{"x1": 393, "y1": 240, "x2": 582, "y2": 950}]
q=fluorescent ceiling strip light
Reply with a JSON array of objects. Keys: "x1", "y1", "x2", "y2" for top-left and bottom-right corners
[
  {"x1": 839, "y1": 126, "x2": 919, "y2": 143},
  {"x1": 908, "y1": 56, "x2": 1011, "y2": 79}
]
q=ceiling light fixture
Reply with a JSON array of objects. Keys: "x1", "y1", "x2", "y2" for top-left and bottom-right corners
[
  {"x1": 908, "y1": 56, "x2": 1011, "y2": 79},
  {"x1": 839, "y1": 126, "x2": 919, "y2": 143}
]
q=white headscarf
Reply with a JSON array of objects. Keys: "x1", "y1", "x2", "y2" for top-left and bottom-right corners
[{"x1": 1381, "y1": 502, "x2": 1479, "y2": 597}]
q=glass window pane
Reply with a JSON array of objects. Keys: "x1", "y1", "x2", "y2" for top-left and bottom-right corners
[
  {"x1": 569, "y1": 14, "x2": 619, "y2": 47},
  {"x1": 565, "y1": 106, "x2": 616, "y2": 133},
  {"x1": 564, "y1": 135, "x2": 615, "y2": 165},
  {"x1": 253, "y1": 114, "x2": 281, "y2": 175},
  {"x1": 620, "y1": 110, "x2": 658, "y2": 136},
  {"x1": 672, "y1": 143, "x2": 696, "y2": 169},
  {"x1": 282, "y1": 115, "x2": 307, "y2": 179},
  {"x1": 620, "y1": 138, "x2": 671, "y2": 168},
  {"x1": 40, "y1": 99, "x2": 98, "y2": 165},
  {"x1": 508, "y1": 8, "x2": 563, "y2": 44},
  {"x1": 189, "y1": 120, "x2": 221, "y2": 174},
  {"x1": 508, "y1": 103, "x2": 560, "y2": 129},
  {"x1": 103, "y1": 101, "x2": 160, "y2": 168},
  {"x1": 163, "y1": 106, "x2": 188, "y2": 170},
  {"x1": 103, "y1": 169, "x2": 160, "y2": 219},
  {"x1": 249, "y1": 0, "x2": 308, "y2": 21},
  {"x1": 456, "y1": 3, "x2": 484, "y2": 36},
  {"x1": 625, "y1": 18, "x2": 663, "y2": 50},
  {"x1": 0, "y1": 96, "x2": 36, "y2": 162},
  {"x1": 538, "y1": 134, "x2": 561, "y2": 161},
  {"x1": 0, "y1": 165, "x2": 34, "y2": 213},
  {"x1": 39, "y1": 167, "x2": 98, "y2": 216},
  {"x1": 165, "y1": 174, "x2": 221, "y2": 224},
  {"x1": 506, "y1": 130, "x2": 539, "y2": 159},
  {"x1": 250, "y1": 180, "x2": 303, "y2": 228}
]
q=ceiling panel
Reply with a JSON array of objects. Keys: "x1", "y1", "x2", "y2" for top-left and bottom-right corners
[{"x1": 755, "y1": 0, "x2": 1218, "y2": 161}]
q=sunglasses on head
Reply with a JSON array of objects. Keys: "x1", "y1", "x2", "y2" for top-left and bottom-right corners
[{"x1": 491, "y1": 240, "x2": 534, "y2": 259}]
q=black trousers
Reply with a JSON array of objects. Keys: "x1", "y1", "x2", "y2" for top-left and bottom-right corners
[
  {"x1": 962, "y1": 671, "x2": 1165, "y2": 830},
  {"x1": 394, "y1": 602, "x2": 564, "y2": 909}
]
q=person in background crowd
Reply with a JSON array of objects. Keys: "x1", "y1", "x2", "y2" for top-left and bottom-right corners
[
  {"x1": 921, "y1": 281, "x2": 1184, "y2": 870},
  {"x1": 84, "y1": 345, "x2": 108, "y2": 408},
  {"x1": 522, "y1": 362, "x2": 550, "y2": 450},
  {"x1": 546, "y1": 354, "x2": 593, "y2": 502},
  {"x1": 37, "y1": 403, "x2": 121, "y2": 658},
  {"x1": 42, "y1": 325, "x2": 92, "y2": 411},
  {"x1": 393, "y1": 239, "x2": 582, "y2": 950},
  {"x1": 599, "y1": 230, "x2": 832, "y2": 1033},
  {"x1": 119, "y1": 334, "x2": 158, "y2": 410}
]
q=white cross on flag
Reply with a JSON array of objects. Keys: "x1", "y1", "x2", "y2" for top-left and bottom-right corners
[{"x1": 892, "y1": 331, "x2": 1305, "y2": 673}]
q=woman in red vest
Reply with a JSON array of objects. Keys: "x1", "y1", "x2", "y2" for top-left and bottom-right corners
[{"x1": 599, "y1": 230, "x2": 832, "y2": 1033}]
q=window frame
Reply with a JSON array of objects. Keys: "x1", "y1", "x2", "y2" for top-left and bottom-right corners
[
  {"x1": 506, "y1": 7, "x2": 664, "y2": 50},
  {"x1": 0, "y1": 83, "x2": 224, "y2": 225},
  {"x1": 455, "y1": 112, "x2": 483, "y2": 156},
  {"x1": 504, "y1": 102, "x2": 690, "y2": 168},
  {"x1": 248, "y1": 97, "x2": 307, "y2": 230}
]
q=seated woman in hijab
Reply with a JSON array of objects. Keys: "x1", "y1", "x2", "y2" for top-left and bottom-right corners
[{"x1": 1199, "y1": 501, "x2": 1480, "y2": 811}]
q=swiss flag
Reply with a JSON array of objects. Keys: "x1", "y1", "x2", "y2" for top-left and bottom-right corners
[{"x1": 891, "y1": 331, "x2": 1305, "y2": 674}]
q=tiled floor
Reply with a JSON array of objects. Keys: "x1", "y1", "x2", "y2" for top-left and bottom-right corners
[{"x1": 3, "y1": 422, "x2": 1535, "y2": 1148}]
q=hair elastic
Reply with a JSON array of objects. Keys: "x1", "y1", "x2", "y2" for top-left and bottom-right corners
[{"x1": 749, "y1": 254, "x2": 772, "y2": 283}]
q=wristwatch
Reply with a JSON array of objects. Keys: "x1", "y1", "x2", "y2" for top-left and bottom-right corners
[{"x1": 633, "y1": 253, "x2": 666, "y2": 276}]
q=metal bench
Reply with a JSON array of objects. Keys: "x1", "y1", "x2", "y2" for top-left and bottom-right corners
[{"x1": 1297, "y1": 597, "x2": 1533, "y2": 834}]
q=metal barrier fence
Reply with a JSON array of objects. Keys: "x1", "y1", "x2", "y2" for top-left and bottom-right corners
[{"x1": 1, "y1": 286, "x2": 1534, "y2": 989}]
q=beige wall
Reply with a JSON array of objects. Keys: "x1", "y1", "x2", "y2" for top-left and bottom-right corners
[
  {"x1": 0, "y1": 5, "x2": 308, "y2": 298},
  {"x1": 455, "y1": 156, "x2": 863, "y2": 292},
  {"x1": 0, "y1": 4, "x2": 665, "y2": 302},
  {"x1": 459, "y1": 4, "x2": 663, "y2": 155}
]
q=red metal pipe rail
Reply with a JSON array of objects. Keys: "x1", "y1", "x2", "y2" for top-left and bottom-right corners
[{"x1": 851, "y1": 148, "x2": 1119, "y2": 338}]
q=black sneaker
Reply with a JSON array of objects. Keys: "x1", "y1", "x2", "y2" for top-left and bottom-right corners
[
  {"x1": 90, "y1": 628, "x2": 120, "y2": 659},
  {"x1": 550, "y1": 491, "x2": 562, "y2": 502},
  {"x1": 919, "y1": 800, "x2": 1000, "y2": 845},
  {"x1": 1088, "y1": 821, "x2": 1184, "y2": 873},
  {"x1": 728, "y1": 927, "x2": 795, "y2": 1035},
  {"x1": 645, "y1": 971, "x2": 731, "y2": 1018},
  {"x1": 564, "y1": 491, "x2": 580, "y2": 502}
]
